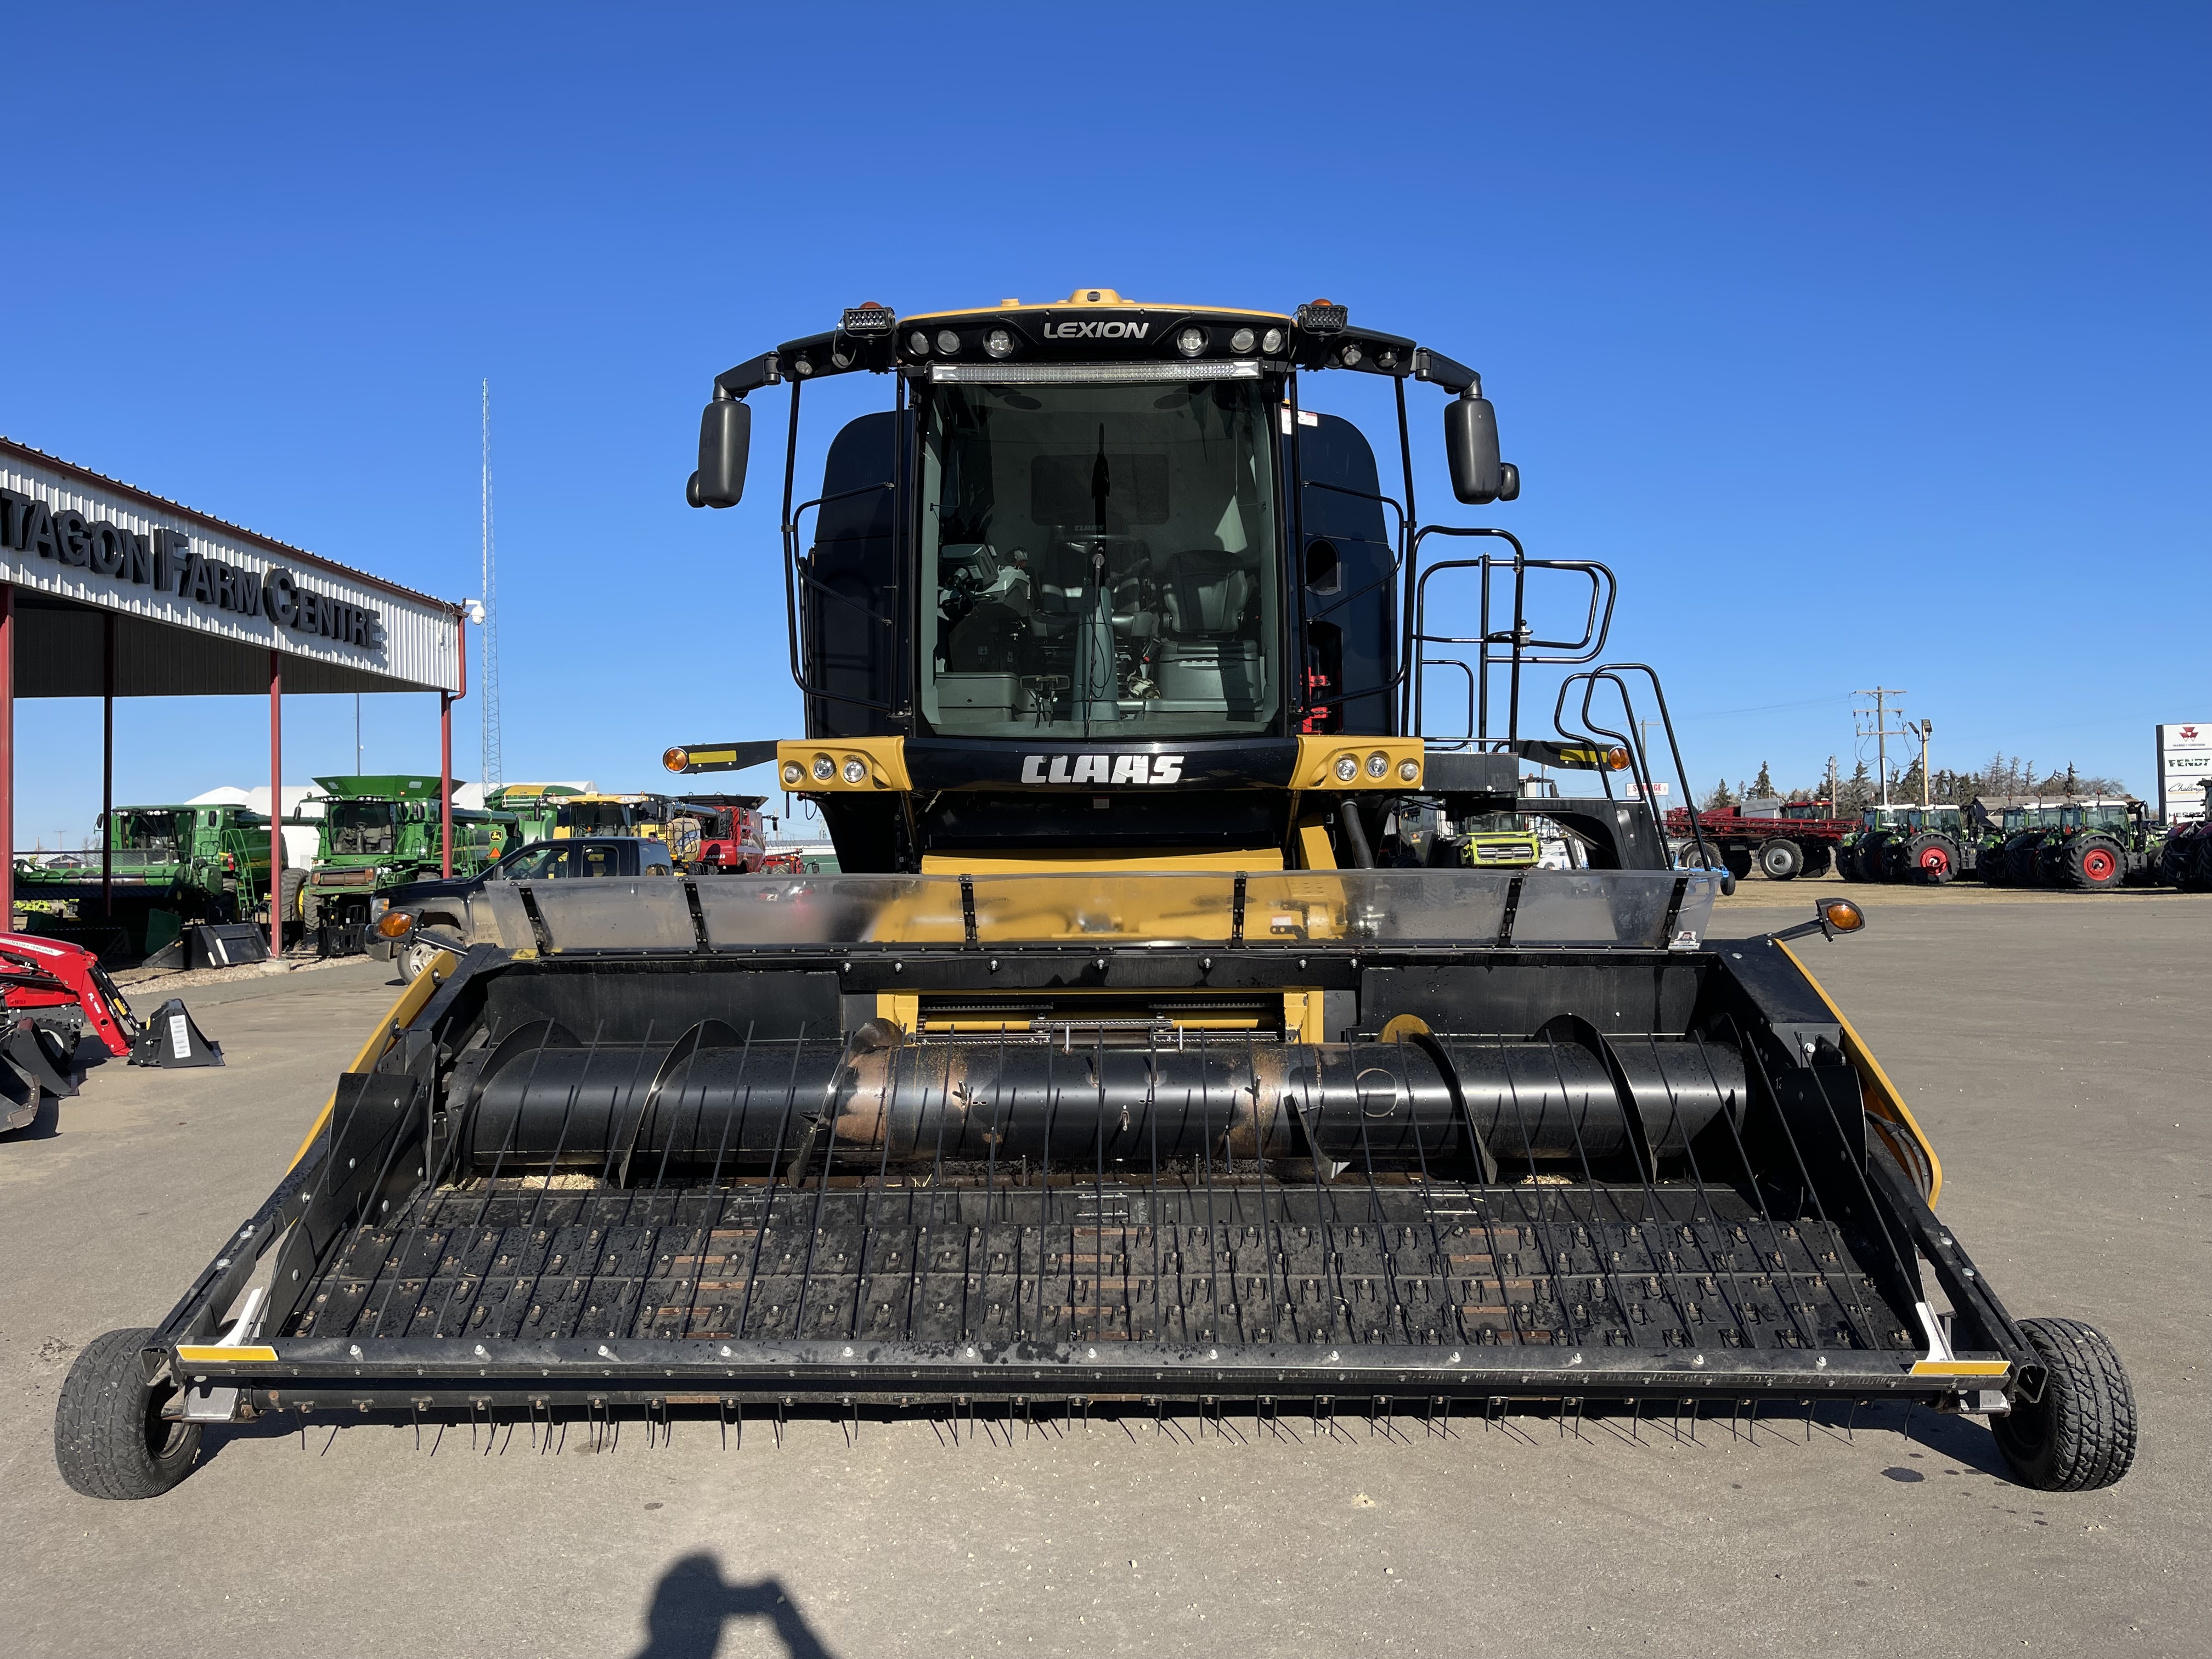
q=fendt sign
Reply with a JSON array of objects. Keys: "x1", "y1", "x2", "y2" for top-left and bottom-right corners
[
  {"x1": 0, "y1": 488, "x2": 383, "y2": 649},
  {"x1": 2156, "y1": 723, "x2": 2210, "y2": 823}
]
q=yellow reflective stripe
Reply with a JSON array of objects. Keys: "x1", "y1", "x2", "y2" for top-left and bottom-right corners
[
  {"x1": 283, "y1": 948, "x2": 461, "y2": 1175},
  {"x1": 1774, "y1": 938, "x2": 1944, "y2": 1206},
  {"x1": 177, "y1": 1345, "x2": 279, "y2": 1364},
  {"x1": 1910, "y1": 1359, "x2": 2010, "y2": 1377}
]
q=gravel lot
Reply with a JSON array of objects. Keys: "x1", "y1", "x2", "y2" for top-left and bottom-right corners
[{"x1": 3, "y1": 890, "x2": 2204, "y2": 1659}]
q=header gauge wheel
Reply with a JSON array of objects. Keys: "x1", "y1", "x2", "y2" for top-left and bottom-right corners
[
  {"x1": 1994, "y1": 1318, "x2": 2137, "y2": 1491},
  {"x1": 54, "y1": 1328, "x2": 201, "y2": 1500}
]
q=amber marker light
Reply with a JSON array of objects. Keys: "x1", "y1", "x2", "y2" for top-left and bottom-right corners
[
  {"x1": 663, "y1": 747, "x2": 689, "y2": 772},
  {"x1": 1606, "y1": 747, "x2": 1631, "y2": 770},
  {"x1": 376, "y1": 910, "x2": 414, "y2": 939},
  {"x1": 1820, "y1": 899, "x2": 1865, "y2": 934}
]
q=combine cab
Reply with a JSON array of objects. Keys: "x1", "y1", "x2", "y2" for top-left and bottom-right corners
[
  {"x1": 13, "y1": 804, "x2": 279, "y2": 957},
  {"x1": 57, "y1": 291, "x2": 2135, "y2": 1500},
  {"x1": 301, "y1": 776, "x2": 516, "y2": 955}
]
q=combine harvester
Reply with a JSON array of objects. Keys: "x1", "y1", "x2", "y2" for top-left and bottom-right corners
[{"x1": 55, "y1": 292, "x2": 2134, "y2": 1498}]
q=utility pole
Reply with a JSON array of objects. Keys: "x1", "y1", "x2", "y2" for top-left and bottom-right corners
[
  {"x1": 480, "y1": 381, "x2": 503, "y2": 792},
  {"x1": 1826, "y1": 754, "x2": 1839, "y2": 809},
  {"x1": 1917, "y1": 719, "x2": 1932, "y2": 809},
  {"x1": 1854, "y1": 688, "x2": 1910, "y2": 810}
]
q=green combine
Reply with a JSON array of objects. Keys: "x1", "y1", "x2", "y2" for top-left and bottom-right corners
[
  {"x1": 12, "y1": 804, "x2": 279, "y2": 957},
  {"x1": 299, "y1": 776, "x2": 516, "y2": 953}
]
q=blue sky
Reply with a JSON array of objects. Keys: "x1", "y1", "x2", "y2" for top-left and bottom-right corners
[{"x1": 5, "y1": 3, "x2": 2205, "y2": 842}]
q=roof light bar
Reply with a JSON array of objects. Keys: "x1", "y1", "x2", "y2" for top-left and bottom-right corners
[{"x1": 930, "y1": 360, "x2": 1264, "y2": 386}]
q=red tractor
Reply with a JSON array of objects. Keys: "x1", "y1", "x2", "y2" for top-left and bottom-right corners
[{"x1": 0, "y1": 933, "x2": 141, "y2": 1132}]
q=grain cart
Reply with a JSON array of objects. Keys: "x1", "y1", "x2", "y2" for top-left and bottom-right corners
[
  {"x1": 1664, "y1": 801, "x2": 1852, "y2": 882},
  {"x1": 300, "y1": 777, "x2": 517, "y2": 955},
  {"x1": 57, "y1": 291, "x2": 2133, "y2": 1500},
  {"x1": 13, "y1": 804, "x2": 279, "y2": 957}
]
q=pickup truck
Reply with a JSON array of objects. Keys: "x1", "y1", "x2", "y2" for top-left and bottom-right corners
[{"x1": 368, "y1": 837, "x2": 673, "y2": 980}]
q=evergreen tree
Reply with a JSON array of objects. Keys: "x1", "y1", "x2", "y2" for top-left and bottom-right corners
[
  {"x1": 1704, "y1": 778, "x2": 1736, "y2": 810},
  {"x1": 1751, "y1": 761, "x2": 1775, "y2": 798}
]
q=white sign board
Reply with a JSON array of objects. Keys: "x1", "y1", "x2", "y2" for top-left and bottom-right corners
[{"x1": 2157, "y1": 723, "x2": 2211, "y2": 822}]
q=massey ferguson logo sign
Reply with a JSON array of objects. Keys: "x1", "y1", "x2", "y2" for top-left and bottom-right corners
[
  {"x1": 1041, "y1": 319, "x2": 1150, "y2": 341},
  {"x1": 1022, "y1": 753, "x2": 1184, "y2": 785}
]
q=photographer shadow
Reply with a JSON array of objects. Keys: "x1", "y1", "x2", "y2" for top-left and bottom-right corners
[{"x1": 632, "y1": 1553, "x2": 837, "y2": 1659}]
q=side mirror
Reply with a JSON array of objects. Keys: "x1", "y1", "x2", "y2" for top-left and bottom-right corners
[
  {"x1": 1444, "y1": 391, "x2": 1502, "y2": 505},
  {"x1": 688, "y1": 396, "x2": 751, "y2": 509}
]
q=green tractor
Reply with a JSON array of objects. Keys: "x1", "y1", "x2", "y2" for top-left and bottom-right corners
[
  {"x1": 1836, "y1": 804, "x2": 1912, "y2": 883},
  {"x1": 1983, "y1": 800, "x2": 2158, "y2": 891},
  {"x1": 1877, "y1": 804, "x2": 1977, "y2": 884},
  {"x1": 12, "y1": 804, "x2": 281, "y2": 957},
  {"x1": 299, "y1": 776, "x2": 517, "y2": 953}
]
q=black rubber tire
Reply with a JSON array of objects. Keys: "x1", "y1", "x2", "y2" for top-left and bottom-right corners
[
  {"x1": 1722, "y1": 848, "x2": 1754, "y2": 881},
  {"x1": 54, "y1": 1328, "x2": 201, "y2": 1500},
  {"x1": 1993, "y1": 1317, "x2": 2137, "y2": 1492},
  {"x1": 1758, "y1": 838, "x2": 1803, "y2": 880},
  {"x1": 2058, "y1": 836, "x2": 2125, "y2": 891},
  {"x1": 1904, "y1": 833, "x2": 1959, "y2": 885},
  {"x1": 1799, "y1": 843, "x2": 1834, "y2": 877},
  {"x1": 1837, "y1": 842, "x2": 1869, "y2": 882}
]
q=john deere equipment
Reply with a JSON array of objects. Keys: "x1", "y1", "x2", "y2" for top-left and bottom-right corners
[
  {"x1": 484, "y1": 783, "x2": 584, "y2": 845},
  {"x1": 13, "y1": 804, "x2": 279, "y2": 957},
  {"x1": 57, "y1": 291, "x2": 2132, "y2": 1500},
  {"x1": 300, "y1": 777, "x2": 516, "y2": 955}
]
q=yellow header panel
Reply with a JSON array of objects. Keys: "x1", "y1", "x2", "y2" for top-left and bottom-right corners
[
  {"x1": 1294, "y1": 736, "x2": 1424, "y2": 791},
  {"x1": 776, "y1": 737, "x2": 911, "y2": 793}
]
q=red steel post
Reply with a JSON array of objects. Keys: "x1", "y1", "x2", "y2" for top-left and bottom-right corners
[{"x1": 0, "y1": 585, "x2": 12, "y2": 933}]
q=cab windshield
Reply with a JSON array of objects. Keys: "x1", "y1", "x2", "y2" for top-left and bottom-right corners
[
  {"x1": 326, "y1": 801, "x2": 397, "y2": 855},
  {"x1": 558, "y1": 802, "x2": 634, "y2": 834},
  {"x1": 110, "y1": 811, "x2": 181, "y2": 855},
  {"x1": 916, "y1": 377, "x2": 1282, "y2": 737}
]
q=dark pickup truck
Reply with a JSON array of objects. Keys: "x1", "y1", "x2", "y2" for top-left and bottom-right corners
[{"x1": 368, "y1": 837, "x2": 673, "y2": 979}]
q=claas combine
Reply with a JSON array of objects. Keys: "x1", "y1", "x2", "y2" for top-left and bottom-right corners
[{"x1": 55, "y1": 291, "x2": 2135, "y2": 1498}]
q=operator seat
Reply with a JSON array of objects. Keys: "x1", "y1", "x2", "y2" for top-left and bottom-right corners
[{"x1": 1156, "y1": 549, "x2": 1262, "y2": 713}]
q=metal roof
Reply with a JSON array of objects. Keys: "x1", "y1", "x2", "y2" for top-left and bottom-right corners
[{"x1": 0, "y1": 437, "x2": 456, "y2": 612}]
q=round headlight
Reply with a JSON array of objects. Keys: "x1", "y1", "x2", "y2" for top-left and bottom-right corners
[
  {"x1": 782, "y1": 761, "x2": 804, "y2": 786},
  {"x1": 811, "y1": 754, "x2": 836, "y2": 782},
  {"x1": 1230, "y1": 326, "x2": 1256, "y2": 353},
  {"x1": 1366, "y1": 751, "x2": 1389, "y2": 778},
  {"x1": 1261, "y1": 328, "x2": 1284, "y2": 354},
  {"x1": 1176, "y1": 326, "x2": 1206, "y2": 357},
  {"x1": 791, "y1": 355, "x2": 815, "y2": 377},
  {"x1": 984, "y1": 328, "x2": 1015, "y2": 359},
  {"x1": 1339, "y1": 342, "x2": 1363, "y2": 368},
  {"x1": 1397, "y1": 758, "x2": 1420, "y2": 782},
  {"x1": 935, "y1": 329, "x2": 961, "y2": 356},
  {"x1": 907, "y1": 330, "x2": 930, "y2": 355},
  {"x1": 841, "y1": 757, "x2": 868, "y2": 785},
  {"x1": 1334, "y1": 754, "x2": 1359, "y2": 783}
]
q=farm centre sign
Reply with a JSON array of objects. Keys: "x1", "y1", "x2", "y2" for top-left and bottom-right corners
[
  {"x1": 0, "y1": 488, "x2": 383, "y2": 648},
  {"x1": 0, "y1": 438, "x2": 460, "y2": 695}
]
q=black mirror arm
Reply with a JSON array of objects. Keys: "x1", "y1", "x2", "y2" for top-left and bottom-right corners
[
  {"x1": 1413, "y1": 349, "x2": 1479, "y2": 394},
  {"x1": 714, "y1": 353, "x2": 783, "y2": 398}
]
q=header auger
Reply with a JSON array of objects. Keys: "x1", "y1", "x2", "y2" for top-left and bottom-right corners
[{"x1": 57, "y1": 291, "x2": 2134, "y2": 1499}]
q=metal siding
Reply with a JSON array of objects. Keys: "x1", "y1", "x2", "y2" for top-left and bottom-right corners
[{"x1": 1, "y1": 453, "x2": 459, "y2": 693}]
